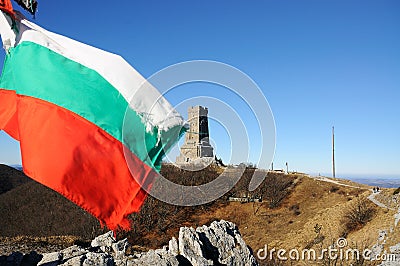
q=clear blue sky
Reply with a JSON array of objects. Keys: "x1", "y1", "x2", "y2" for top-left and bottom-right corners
[{"x1": 0, "y1": 0, "x2": 399, "y2": 178}]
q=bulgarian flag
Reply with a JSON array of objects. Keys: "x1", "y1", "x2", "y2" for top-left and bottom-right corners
[{"x1": 0, "y1": 11, "x2": 186, "y2": 230}]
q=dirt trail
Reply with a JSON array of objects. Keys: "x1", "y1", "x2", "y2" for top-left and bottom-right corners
[
  {"x1": 309, "y1": 175, "x2": 396, "y2": 210},
  {"x1": 367, "y1": 191, "x2": 396, "y2": 210},
  {"x1": 309, "y1": 175, "x2": 362, "y2": 189}
]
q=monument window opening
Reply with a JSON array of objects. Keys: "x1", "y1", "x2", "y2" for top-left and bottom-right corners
[{"x1": 176, "y1": 106, "x2": 214, "y2": 164}]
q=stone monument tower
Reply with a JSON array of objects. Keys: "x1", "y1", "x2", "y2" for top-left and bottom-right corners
[{"x1": 176, "y1": 106, "x2": 214, "y2": 164}]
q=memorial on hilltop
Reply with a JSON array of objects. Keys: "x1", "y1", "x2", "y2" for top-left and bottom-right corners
[{"x1": 176, "y1": 106, "x2": 214, "y2": 165}]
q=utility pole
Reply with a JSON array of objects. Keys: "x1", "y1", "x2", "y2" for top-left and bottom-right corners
[
  {"x1": 286, "y1": 162, "x2": 289, "y2": 174},
  {"x1": 332, "y1": 126, "x2": 335, "y2": 178}
]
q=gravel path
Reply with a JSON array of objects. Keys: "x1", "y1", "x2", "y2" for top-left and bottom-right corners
[
  {"x1": 367, "y1": 191, "x2": 395, "y2": 210},
  {"x1": 309, "y1": 175, "x2": 362, "y2": 189}
]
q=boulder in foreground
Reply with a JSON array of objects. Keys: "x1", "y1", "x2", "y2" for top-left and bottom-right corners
[{"x1": 4, "y1": 220, "x2": 258, "y2": 266}]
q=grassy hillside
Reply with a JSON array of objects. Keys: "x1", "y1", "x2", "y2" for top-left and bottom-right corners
[
  {"x1": 0, "y1": 165, "x2": 32, "y2": 194},
  {"x1": 1, "y1": 164, "x2": 399, "y2": 265},
  {"x1": 0, "y1": 164, "x2": 103, "y2": 238},
  {"x1": 0, "y1": 164, "x2": 296, "y2": 244}
]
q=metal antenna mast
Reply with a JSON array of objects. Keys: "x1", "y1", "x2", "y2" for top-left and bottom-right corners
[{"x1": 332, "y1": 126, "x2": 336, "y2": 178}]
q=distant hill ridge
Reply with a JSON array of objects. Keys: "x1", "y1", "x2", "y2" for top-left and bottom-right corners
[
  {"x1": 0, "y1": 164, "x2": 101, "y2": 238},
  {"x1": 349, "y1": 177, "x2": 400, "y2": 188},
  {"x1": 0, "y1": 164, "x2": 31, "y2": 195}
]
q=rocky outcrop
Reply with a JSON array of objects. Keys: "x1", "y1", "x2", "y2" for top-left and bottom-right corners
[
  {"x1": 377, "y1": 243, "x2": 400, "y2": 266},
  {"x1": 394, "y1": 208, "x2": 400, "y2": 227},
  {"x1": 1, "y1": 220, "x2": 258, "y2": 266}
]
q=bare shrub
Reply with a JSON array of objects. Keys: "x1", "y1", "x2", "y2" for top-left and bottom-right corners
[
  {"x1": 341, "y1": 197, "x2": 375, "y2": 233},
  {"x1": 289, "y1": 204, "x2": 301, "y2": 215},
  {"x1": 226, "y1": 169, "x2": 295, "y2": 209},
  {"x1": 262, "y1": 174, "x2": 293, "y2": 208},
  {"x1": 329, "y1": 186, "x2": 339, "y2": 193}
]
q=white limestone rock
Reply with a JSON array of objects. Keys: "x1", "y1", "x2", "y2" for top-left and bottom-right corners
[{"x1": 13, "y1": 220, "x2": 259, "y2": 266}]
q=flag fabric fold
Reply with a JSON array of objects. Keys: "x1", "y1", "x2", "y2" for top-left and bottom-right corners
[{"x1": 0, "y1": 11, "x2": 186, "y2": 230}]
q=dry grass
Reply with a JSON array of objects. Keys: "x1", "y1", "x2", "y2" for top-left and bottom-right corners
[
  {"x1": 118, "y1": 165, "x2": 297, "y2": 249},
  {"x1": 236, "y1": 176, "x2": 364, "y2": 249},
  {"x1": 0, "y1": 235, "x2": 82, "y2": 247},
  {"x1": 1, "y1": 164, "x2": 400, "y2": 264}
]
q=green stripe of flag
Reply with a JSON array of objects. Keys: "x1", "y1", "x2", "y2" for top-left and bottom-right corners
[{"x1": 0, "y1": 41, "x2": 182, "y2": 170}]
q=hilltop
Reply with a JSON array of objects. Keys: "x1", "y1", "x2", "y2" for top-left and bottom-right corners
[
  {"x1": 0, "y1": 164, "x2": 31, "y2": 194},
  {"x1": 0, "y1": 164, "x2": 399, "y2": 265}
]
